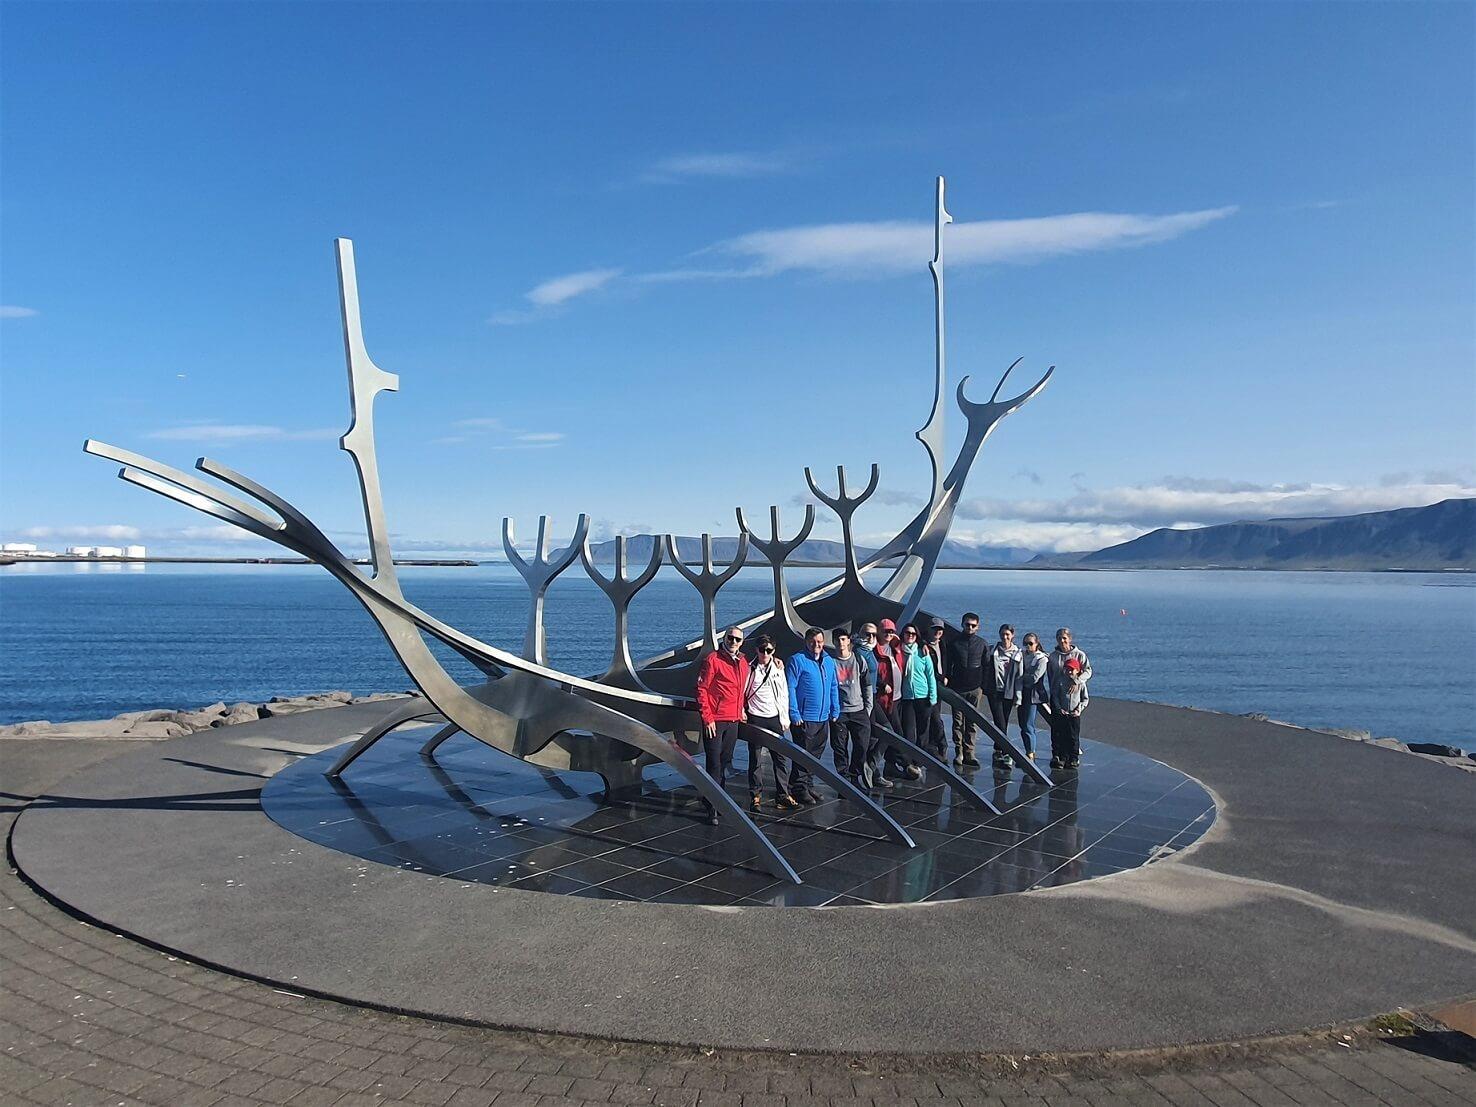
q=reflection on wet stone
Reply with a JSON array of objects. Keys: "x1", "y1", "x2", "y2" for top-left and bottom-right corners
[{"x1": 260, "y1": 727, "x2": 1215, "y2": 907}]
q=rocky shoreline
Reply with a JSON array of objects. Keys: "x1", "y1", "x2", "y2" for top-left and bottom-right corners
[
  {"x1": 2, "y1": 692, "x2": 1471, "y2": 773},
  {"x1": 0, "y1": 690, "x2": 411, "y2": 740}
]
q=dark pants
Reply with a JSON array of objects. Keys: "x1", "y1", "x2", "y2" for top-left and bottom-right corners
[
  {"x1": 746, "y1": 714, "x2": 791, "y2": 799},
  {"x1": 950, "y1": 687, "x2": 984, "y2": 761},
  {"x1": 1049, "y1": 711, "x2": 1082, "y2": 766},
  {"x1": 870, "y1": 701, "x2": 907, "y2": 777},
  {"x1": 837, "y1": 710, "x2": 872, "y2": 779},
  {"x1": 789, "y1": 720, "x2": 830, "y2": 799},
  {"x1": 702, "y1": 721, "x2": 740, "y2": 803},
  {"x1": 987, "y1": 694, "x2": 1013, "y2": 760},
  {"x1": 927, "y1": 702, "x2": 947, "y2": 758},
  {"x1": 899, "y1": 699, "x2": 933, "y2": 759}
]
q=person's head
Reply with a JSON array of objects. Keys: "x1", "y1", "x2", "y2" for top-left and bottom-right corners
[
  {"x1": 805, "y1": 627, "x2": 826, "y2": 657},
  {"x1": 1056, "y1": 627, "x2": 1073, "y2": 651},
  {"x1": 878, "y1": 617, "x2": 898, "y2": 649},
  {"x1": 721, "y1": 625, "x2": 745, "y2": 656},
  {"x1": 1065, "y1": 656, "x2": 1084, "y2": 679},
  {"x1": 1022, "y1": 632, "x2": 1040, "y2": 653},
  {"x1": 751, "y1": 633, "x2": 776, "y2": 663},
  {"x1": 929, "y1": 618, "x2": 945, "y2": 642},
  {"x1": 858, "y1": 621, "x2": 878, "y2": 648},
  {"x1": 999, "y1": 623, "x2": 1015, "y2": 647},
  {"x1": 836, "y1": 630, "x2": 853, "y2": 656},
  {"x1": 961, "y1": 612, "x2": 980, "y2": 637},
  {"x1": 901, "y1": 623, "x2": 920, "y2": 648}
]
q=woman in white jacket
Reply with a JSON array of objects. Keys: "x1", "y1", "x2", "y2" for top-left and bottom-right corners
[
  {"x1": 987, "y1": 624, "x2": 1023, "y2": 768},
  {"x1": 743, "y1": 635, "x2": 798, "y2": 811}
]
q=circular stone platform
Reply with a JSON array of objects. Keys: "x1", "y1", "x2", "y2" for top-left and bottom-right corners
[
  {"x1": 11, "y1": 698, "x2": 1476, "y2": 1054},
  {"x1": 262, "y1": 729, "x2": 1213, "y2": 906}
]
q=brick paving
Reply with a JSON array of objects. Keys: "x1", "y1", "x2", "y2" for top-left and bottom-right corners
[{"x1": 4, "y1": 743, "x2": 1474, "y2": 1107}]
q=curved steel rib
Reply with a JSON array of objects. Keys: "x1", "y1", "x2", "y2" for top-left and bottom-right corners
[
  {"x1": 665, "y1": 533, "x2": 749, "y2": 653},
  {"x1": 736, "y1": 504, "x2": 814, "y2": 644},
  {"x1": 327, "y1": 697, "x2": 440, "y2": 777},
  {"x1": 871, "y1": 722, "x2": 1000, "y2": 814},
  {"x1": 580, "y1": 533, "x2": 665, "y2": 691},
  {"x1": 505, "y1": 514, "x2": 590, "y2": 664},
  {"x1": 736, "y1": 723, "x2": 915, "y2": 848},
  {"x1": 804, "y1": 464, "x2": 879, "y2": 597},
  {"x1": 938, "y1": 686, "x2": 1052, "y2": 786},
  {"x1": 420, "y1": 721, "x2": 461, "y2": 757}
]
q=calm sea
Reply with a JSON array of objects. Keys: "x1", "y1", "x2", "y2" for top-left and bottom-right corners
[{"x1": 2, "y1": 563, "x2": 1473, "y2": 746}]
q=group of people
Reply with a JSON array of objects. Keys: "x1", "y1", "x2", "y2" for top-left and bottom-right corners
[{"x1": 693, "y1": 614, "x2": 1093, "y2": 818}]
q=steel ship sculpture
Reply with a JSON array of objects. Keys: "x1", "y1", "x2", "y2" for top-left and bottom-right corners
[{"x1": 85, "y1": 177, "x2": 1054, "y2": 885}]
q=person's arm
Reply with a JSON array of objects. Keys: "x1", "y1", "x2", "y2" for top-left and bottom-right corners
[
  {"x1": 695, "y1": 653, "x2": 717, "y2": 731},
  {"x1": 828, "y1": 661, "x2": 841, "y2": 722},
  {"x1": 785, "y1": 657, "x2": 803, "y2": 726},
  {"x1": 775, "y1": 667, "x2": 790, "y2": 730},
  {"x1": 926, "y1": 655, "x2": 938, "y2": 705},
  {"x1": 1077, "y1": 650, "x2": 1093, "y2": 684},
  {"x1": 860, "y1": 653, "x2": 875, "y2": 714}
]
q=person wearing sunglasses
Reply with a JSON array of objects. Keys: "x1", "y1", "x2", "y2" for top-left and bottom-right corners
[
  {"x1": 850, "y1": 622, "x2": 885, "y2": 788},
  {"x1": 987, "y1": 624, "x2": 1023, "y2": 770},
  {"x1": 694, "y1": 625, "x2": 750, "y2": 824},
  {"x1": 871, "y1": 618, "x2": 920, "y2": 783},
  {"x1": 946, "y1": 611, "x2": 987, "y2": 768},
  {"x1": 832, "y1": 630, "x2": 874, "y2": 787},
  {"x1": 742, "y1": 634, "x2": 798, "y2": 811},
  {"x1": 785, "y1": 627, "x2": 841, "y2": 804},
  {"x1": 896, "y1": 623, "x2": 938, "y2": 763}
]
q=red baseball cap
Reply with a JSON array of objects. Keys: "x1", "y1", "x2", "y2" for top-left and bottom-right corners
[
  {"x1": 879, "y1": 618, "x2": 897, "y2": 631},
  {"x1": 1065, "y1": 657, "x2": 1083, "y2": 673}
]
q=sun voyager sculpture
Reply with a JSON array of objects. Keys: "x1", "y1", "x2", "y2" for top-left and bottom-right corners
[{"x1": 85, "y1": 177, "x2": 1054, "y2": 884}]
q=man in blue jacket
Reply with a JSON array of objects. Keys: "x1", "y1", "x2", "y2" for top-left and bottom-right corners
[{"x1": 786, "y1": 626, "x2": 841, "y2": 805}]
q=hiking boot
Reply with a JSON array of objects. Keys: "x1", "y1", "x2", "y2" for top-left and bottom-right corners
[
  {"x1": 963, "y1": 757, "x2": 981, "y2": 768},
  {"x1": 775, "y1": 794, "x2": 800, "y2": 811},
  {"x1": 750, "y1": 794, "x2": 763, "y2": 812},
  {"x1": 904, "y1": 766, "x2": 923, "y2": 781}
]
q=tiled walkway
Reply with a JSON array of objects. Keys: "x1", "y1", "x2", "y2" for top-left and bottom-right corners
[{"x1": 5, "y1": 740, "x2": 1474, "y2": 1107}]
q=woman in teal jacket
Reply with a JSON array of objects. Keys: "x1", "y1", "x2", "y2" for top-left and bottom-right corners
[{"x1": 896, "y1": 623, "x2": 938, "y2": 759}]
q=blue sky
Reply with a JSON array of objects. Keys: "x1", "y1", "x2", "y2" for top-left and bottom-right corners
[{"x1": 2, "y1": 1, "x2": 1472, "y2": 557}]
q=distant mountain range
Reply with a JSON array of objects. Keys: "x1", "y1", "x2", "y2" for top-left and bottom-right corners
[
  {"x1": 1033, "y1": 498, "x2": 1475, "y2": 570},
  {"x1": 519, "y1": 499, "x2": 1475, "y2": 572},
  {"x1": 582, "y1": 535, "x2": 1038, "y2": 567}
]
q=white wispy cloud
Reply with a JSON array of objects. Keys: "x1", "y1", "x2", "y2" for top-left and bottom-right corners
[
  {"x1": 0, "y1": 305, "x2": 39, "y2": 319},
  {"x1": 957, "y1": 476, "x2": 1476, "y2": 530},
  {"x1": 434, "y1": 420, "x2": 565, "y2": 451},
  {"x1": 947, "y1": 522, "x2": 1151, "y2": 554},
  {"x1": 700, "y1": 207, "x2": 1238, "y2": 279},
  {"x1": 19, "y1": 524, "x2": 143, "y2": 541},
  {"x1": 493, "y1": 204, "x2": 1237, "y2": 319},
  {"x1": 145, "y1": 424, "x2": 338, "y2": 443},
  {"x1": 490, "y1": 267, "x2": 623, "y2": 325},
  {"x1": 642, "y1": 151, "x2": 791, "y2": 183}
]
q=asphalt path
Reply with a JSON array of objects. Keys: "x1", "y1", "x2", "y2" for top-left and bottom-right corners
[{"x1": 10, "y1": 698, "x2": 1475, "y2": 1054}]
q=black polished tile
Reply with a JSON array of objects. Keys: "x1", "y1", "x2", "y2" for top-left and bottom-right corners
[{"x1": 262, "y1": 728, "x2": 1215, "y2": 907}]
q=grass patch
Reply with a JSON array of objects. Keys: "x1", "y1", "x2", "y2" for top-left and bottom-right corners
[{"x1": 1368, "y1": 1012, "x2": 1417, "y2": 1036}]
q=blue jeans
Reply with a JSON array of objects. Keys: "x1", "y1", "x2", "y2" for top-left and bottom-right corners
[{"x1": 1016, "y1": 702, "x2": 1039, "y2": 756}]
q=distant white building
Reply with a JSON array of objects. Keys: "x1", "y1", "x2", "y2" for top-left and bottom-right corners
[
  {"x1": 66, "y1": 546, "x2": 95, "y2": 557},
  {"x1": 124, "y1": 545, "x2": 146, "y2": 559},
  {"x1": 1, "y1": 542, "x2": 37, "y2": 553},
  {"x1": 93, "y1": 545, "x2": 125, "y2": 558}
]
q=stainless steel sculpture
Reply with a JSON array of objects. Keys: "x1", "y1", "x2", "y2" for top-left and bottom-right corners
[{"x1": 84, "y1": 177, "x2": 1055, "y2": 884}]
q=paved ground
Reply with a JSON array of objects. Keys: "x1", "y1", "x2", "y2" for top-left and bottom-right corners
[
  {"x1": 11, "y1": 701, "x2": 1475, "y2": 1053},
  {"x1": 5, "y1": 735, "x2": 1476, "y2": 1106}
]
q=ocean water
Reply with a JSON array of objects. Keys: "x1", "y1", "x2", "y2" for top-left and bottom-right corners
[{"x1": 1, "y1": 562, "x2": 1473, "y2": 746}]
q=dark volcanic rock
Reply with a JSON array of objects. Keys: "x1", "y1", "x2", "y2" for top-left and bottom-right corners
[{"x1": 1407, "y1": 742, "x2": 1466, "y2": 758}]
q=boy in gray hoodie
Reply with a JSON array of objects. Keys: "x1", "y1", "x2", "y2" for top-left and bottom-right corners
[{"x1": 1046, "y1": 627, "x2": 1092, "y2": 771}]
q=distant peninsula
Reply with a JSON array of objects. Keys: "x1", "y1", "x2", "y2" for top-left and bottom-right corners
[{"x1": 1031, "y1": 498, "x2": 1474, "y2": 571}]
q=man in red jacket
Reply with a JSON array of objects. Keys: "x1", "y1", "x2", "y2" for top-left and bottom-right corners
[{"x1": 694, "y1": 625, "x2": 750, "y2": 825}]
